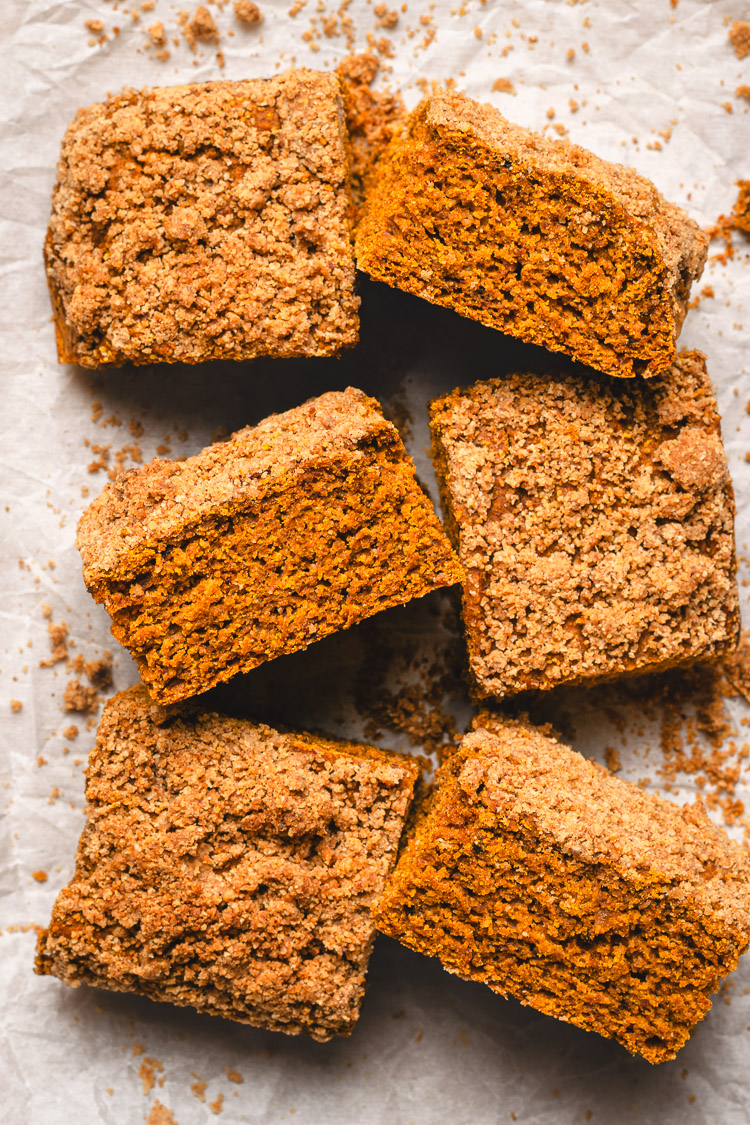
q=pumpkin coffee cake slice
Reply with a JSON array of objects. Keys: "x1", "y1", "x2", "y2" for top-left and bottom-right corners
[
  {"x1": 375, "y1": 714, "x2": 750, "y2": 1063},
  {"x1": 45, "y1": 69, "x2": 359, "y2": 368},
  {"x1": 356, "y1": 89, "x2": 707, "y2": 379},
  {"x1": 77, "y1": 387, "x2": 462, "y2": 705},
  {"x1": 36, "y1": 686, "x2": 420, "y2": 1041},
  {"x1": 429, "y1": 350, "x2": 739, "y2": 700}
]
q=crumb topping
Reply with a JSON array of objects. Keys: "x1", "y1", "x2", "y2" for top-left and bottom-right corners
[
  {"x1": 464, "y1": 714, "x2": 750, "y2": 932},
  {"x1": 429, "y1": 351, "x2": 739, "y2": 697},
  {"x1": 77, "y1": 387, "x2": 395, "y2": 583},
  {"x1": 36, "y1": 687, "x2": 418, "y2": 1040},
  {"x1": 45, "y1": 69, "x2": 359, "y2": 367}
]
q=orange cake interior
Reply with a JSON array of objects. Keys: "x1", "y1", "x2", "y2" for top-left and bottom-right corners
[{"x1": 376, "y1": 714, "x2": 750, "y2": 1063}]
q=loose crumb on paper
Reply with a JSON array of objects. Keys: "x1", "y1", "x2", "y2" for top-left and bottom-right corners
[
  {"x1": 62, "y1": 680, "x2": 98, "y2": 714},
  {"x1": 190, "y1": 1077, "x2": 207, "y2": 1102},
  {"x1": 139, "y1": 1057, "x2": 164, "y2": 1097},
  {"x1": 729, "y1": 20, "x2": 750, "y2": 60},
  {"x1": 234, "y1": 0, "x2": 263, "y2": 24},
  {"x1": 146, "y1": 1102, "x2": 176, "y2": 1125}
]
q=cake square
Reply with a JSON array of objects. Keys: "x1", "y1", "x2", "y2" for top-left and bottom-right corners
[
  {"x1": 77, "y1": 387, "x2": 462, "y2": 705},
  {"x1": 45, "y1": 69, "x2": 359, "y2": 368},
  {"x1": 429, "y1": 350, "x2": 739, "y2": 699},
  {"x1": 375, "y1": 714, "x2": 750, "y2": 1063},
  {"x1": 355, "y1": 90, "x2": 707, "y2": 379},
  {"x1": 35, "y1": 687, "x2": 420, "y2": 1041}
]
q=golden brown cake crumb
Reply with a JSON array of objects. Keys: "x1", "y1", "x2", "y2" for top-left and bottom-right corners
[
  {"x1": 356, "y1": 90, "x2": 707, "y2": 379},
  {"x1": 733, "y1": 180, "x2": 750, "y2": 236},
  {"x1": 376, "y1": 714, "x2": 750, "y2": 1063},
  {"x1": 429, "y1": 351, "x2": 739, "y2": 699},
  {"x1": 77, "y1": 388, "x2": 462, "y2": 705},
  {"x1": 147, "y1": 1102, "x2": 176, "y2": 1125},
  {"x1": 35, "y1": 687, "x2": 419, "y2": 1040},
  {"x1": 39, "y1": 619, "x2": 69, "y2": 667},
  {"x1": 10, "y1": 699, "x2": 22, "y2": 713},
  {"x1": 234, "y1": 0, "x2": 263, "y2": 25},
  {"x1": 729, "y1": 20, "x2": 750, "y2": 60},
  {"x1": 45, "y1": 70, "x2": 359, "y2": 368},
  {"x1": 183, "y1": 5, "x2": 219, "y2": 49},
  {"x1": 62, "y1": 679, "x2": 98, "y2": 714}
]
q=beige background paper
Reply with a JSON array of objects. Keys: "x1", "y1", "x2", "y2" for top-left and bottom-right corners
[{"x1": 1, "y1": 0, "x2": 750, "y2": 1121}]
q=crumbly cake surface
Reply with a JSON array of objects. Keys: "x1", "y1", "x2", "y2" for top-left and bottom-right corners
[
  {"x1": 375, "y1": 714, "x2": 750, "y2": 1063},
  {"x1": 356, "y1": 90, "x2": 707, "y2": 379},
  {"x1": 45, "y1": 69, "x2": 359, "y2": 368},
  {"x1": 78, "y1": 387, "x2": 462, "y2": 704},
  {"x1": 429, "y1": 350, "x2": 739, "y2": 699},
  {"x1": 35, "y1": 686, "x2": 419, "y2": 1040}
]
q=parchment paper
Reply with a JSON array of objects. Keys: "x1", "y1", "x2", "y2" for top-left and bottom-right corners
[{"x1": 2, "y1": 1, "x2": 750, "y2": 1121}]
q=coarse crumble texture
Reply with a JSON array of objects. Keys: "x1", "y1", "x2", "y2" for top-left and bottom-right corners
[
  {"x1": 45, "y1": 69, "x2": 359, "y2": 368},
  {"x1": 337, "y1": 54, "x2": 405, "y2": 218},
  {"x1": 429, "y1": 350, "x2": 739, "y2": 699},
  {"x1": 355, "y1": 91, "x2": 707, "y2": 379},
  {"x1": 375, "y1": 714, "x2": 750, "y2": 1063},
  {"x1": 734, "y1": 180, "x2": 750, "y2": 236},
  {"x1": 77, "y1": 388, "x2": 463, "y2": 705},
  {"x1": 35, "y1": 686, "x2": 419, "y2": 1040},
  {"x1": 729, "y1": 21, "x2": 750, "y2": 61}
]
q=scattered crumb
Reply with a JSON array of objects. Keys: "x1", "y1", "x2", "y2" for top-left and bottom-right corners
[
  {"x1": 737, "y1": 84, "x2": 750, "y2": 102},
  {"x1": 234, "y1": 0, "x2": 262, "y2": 24},
  {"x1": 492, "y1": 77, "x2": 516, "y2": 94},
  {"x1": 604, "y1": 746, "x2": 621, "y2": 772},
  {"x1": 139, "y1": 1057, "x2": 164, "y2": 1097},
  {"x1": 39, "y1": 620, "x2": 69, "y2": 668},
  {"x1": 10, "y1": 699, "x2": 22, "y2": 713},
  {"x1": 32, "y1": 870, "x2": 48, "y2": 883},
  {"x1": 146, "y1": 1102, "x2": 176, "y2": 1125},
  {"x1": 723, "y1": 634, "x2": 750, "y2": 705},
  {"x1": 354, "y1": 599, "x2": 462, "y2": 760},
  {"x1": 374, "y1": 3, "x2": 398, "y2": 28},
  {"x1": 148, "y1": 21, "x2": 167, "y2": 46},
  {"x1": 729, "y1": 20, "x2": 750, "y2": 60},
  {"x1": 84, "y1": 656, "x2": 114, "y2": 691},
  {"x1": 85, "y1": 18, "x2": 104, "y2": 34},
  {"x1": 190, "y1": 1078, "x2": 207, "y2": 1103},
  {"x1": 209, "y1": 1093, "x2": 224, "y2": 1115},
  {"x1": 62, "y1": 680, "x2": 98, "y2": 714},
  {"x1": 225, "y1": 1068, "x2": 243, "y2": 1084},
  {"x1": 183, "y1": 5, "x2": 219, "y2": 50},
  {"x1": 63, "y1": 724, "x2": 79, "y2": 739}
]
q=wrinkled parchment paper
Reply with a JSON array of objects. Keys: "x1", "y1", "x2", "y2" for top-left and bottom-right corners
[{"x1": 2, "y1": 0, "x2": 750, "y2": 1121}]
